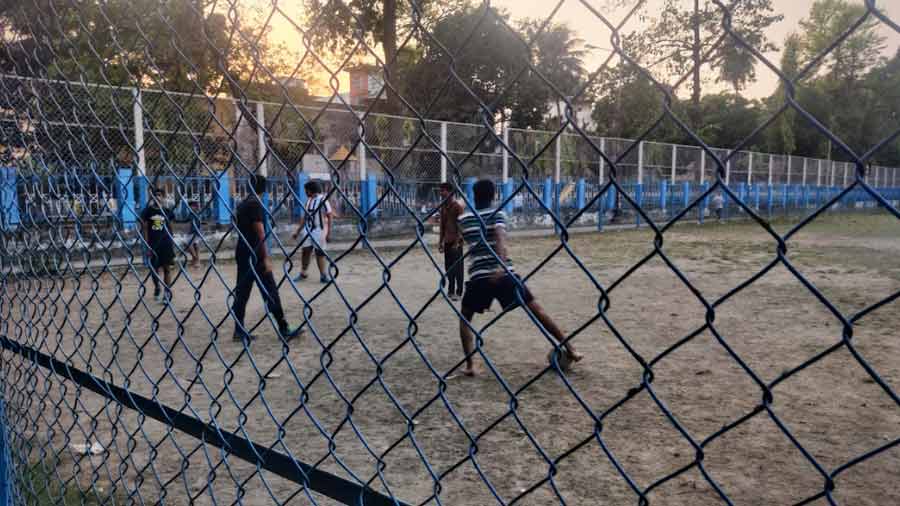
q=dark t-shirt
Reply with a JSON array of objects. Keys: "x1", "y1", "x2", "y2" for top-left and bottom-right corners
[
  {"x1": 140, "y1": 205, "x2": 174, "y2": 252},
  {"x1": 235, "y1": 197, "x2": 266, "y2": 264}
]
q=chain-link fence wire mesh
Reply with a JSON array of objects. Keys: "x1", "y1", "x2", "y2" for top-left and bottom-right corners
[
  {"x1": 1, "y1": 76, "x2": 897, "y2": 218},
  {"x1": 0, "y1": 0, "x2": 899, "y2": 505}
]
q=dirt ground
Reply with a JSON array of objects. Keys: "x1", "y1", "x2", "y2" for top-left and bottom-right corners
[{"x1": 2, "y1": 212, "x2": 899, "y2": 506}]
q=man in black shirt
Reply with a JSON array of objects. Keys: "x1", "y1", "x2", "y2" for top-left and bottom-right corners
[
  {"x1": 231, "y1": 175, "x2": 302, "y2": 342},
  {"x1": 141, "y1": 188, "x2": 175, "y2": 304}
]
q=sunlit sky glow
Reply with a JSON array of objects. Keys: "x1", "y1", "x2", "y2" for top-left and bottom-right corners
[{"x1": 265, "y1": 0, "x2": 900, "y2": 100}]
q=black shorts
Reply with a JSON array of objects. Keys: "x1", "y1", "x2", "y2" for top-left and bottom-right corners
[
  {"x1": 462, "y1": 273, "x2": 534, "y2": 314},
  {"x1": 150, "y1": 246, "x2": 175, "y2": 269}
]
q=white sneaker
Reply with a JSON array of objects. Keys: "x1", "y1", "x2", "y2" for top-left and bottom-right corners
[{"x1": 154, "y1": 293, "x2": 162, "y2": 304}]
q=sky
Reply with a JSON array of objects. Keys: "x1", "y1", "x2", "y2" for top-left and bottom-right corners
[
  {"x1": 491, "y1": 0, "x2": 900, "y2": 99},
  {"x1": 269, "y1": 0, "x2": 900, "y2": 100}
]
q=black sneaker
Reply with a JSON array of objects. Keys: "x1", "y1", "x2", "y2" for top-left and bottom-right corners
[
  {"x1": 279, "y1": 324, "x2": 304, "y2": 341},
  {"x1": 232, "y1": 331, "x2": 255, "y2": 342}
]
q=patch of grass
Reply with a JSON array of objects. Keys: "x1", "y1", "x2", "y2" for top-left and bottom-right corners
[{"x1": 18, "y1": 459, "x2": 107, "y2": 506}]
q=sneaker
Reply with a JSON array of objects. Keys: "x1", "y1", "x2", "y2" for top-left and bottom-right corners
[
  {"x1": 280, "y1": 324, "x2": 304, "y2": 341},
  {"x1": 293, "y1": 272, "x2": 308, "y2": 282},
  {"x1": 232, "y1": 332, "x2": 255, "y2": 342},
  {"x1": 450, "y1": 294, "x2": 460, "y2": 302},
  {"x1": 153, "y1": 293, "x2": 162, "y2": 304},
  {"x1": 320, "y1": 274, "x2": 330, "y2": 284}
]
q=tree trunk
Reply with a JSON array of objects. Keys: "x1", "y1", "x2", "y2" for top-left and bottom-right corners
[
  {"x1": 382, "y1": 0, "x2": 399, "y2": 114},
  {"x1": 690, "y1": 0, "x2": 702, "y2": 127}
]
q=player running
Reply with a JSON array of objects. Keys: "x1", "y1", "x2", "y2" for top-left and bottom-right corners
[{"x1": 456, "y1": 179, "x2": 582, "y2": 376}]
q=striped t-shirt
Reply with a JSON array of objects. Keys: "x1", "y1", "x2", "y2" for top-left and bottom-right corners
[
  {"x1": 458, "y1": 208, "x2": 510, "y2": 280},
  {"x1": 305, "y1": 194, "x2": 332, "y2": 231}
]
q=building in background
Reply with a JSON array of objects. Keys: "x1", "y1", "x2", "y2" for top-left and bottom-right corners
[
  {"x1": 546, "y1": 99, "x2": 596, "y2": 131},
  {"x1": 348, "y1": 64, "x2": 386, "y2": 107}
]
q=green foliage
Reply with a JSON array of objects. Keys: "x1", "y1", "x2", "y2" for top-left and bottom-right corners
[{"x1": 631, "y1": 0, "x2": 781, "y2": 124}]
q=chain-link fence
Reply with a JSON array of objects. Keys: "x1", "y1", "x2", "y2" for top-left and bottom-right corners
[{"x1": 0, "y1": 0, "x2": 899, "y2": 505}]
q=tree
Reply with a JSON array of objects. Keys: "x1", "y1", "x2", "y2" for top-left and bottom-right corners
[
  {"x1": 797, "y1": 0, "x2": 886, "y2": 161},
  {"x1": 301, "y1": 0, "x2": 470, "y2": 113},
  {"x1": 591, "y1": 62, "x2": 673, "y2": 140},
  {"x1": 519, "y1": 20, "x2": 588, "y2": 123},
  {"x1": 767, "y1": 33, "x2": 802, "y2": 155},
  {"x1": 632, "y1": 0, "x2": 781, "y2": 126},
  {"x1": 403, "y1": 5, "x2": 580, "y2": 128}
]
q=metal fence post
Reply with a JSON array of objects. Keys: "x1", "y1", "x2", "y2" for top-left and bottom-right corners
[
  {"x1": 802, "y1": 158, "x2": 808, "y2": 186},
  {"x1": 464, "y1": 177, "x2": 476, "y2": 208},
  {"x1": 700, "y1": 149, "x2": 706, "y2": 184},
  {"x1": 817, "y1": 159, "x2": 822, "y2": 186},
  {"x1": 542, "y1": 177, "x2": 553, "y2": 211},
  {"x1": 256, "y1": 101, "x2": 267, "y2": 176},
  {"x1": 358, "y1": 113, "x2": 368, "y2": 181},
  {"x1": 599, "y1": 137, "x2": 605, "y2": 184},
  {"x1": 768, "y1": 155, "x2": 773, "y2": 186},
  {"x1": 787, "y1": 155, "x2": 792, "y2": 184},
  {"x1": 683, "y1": 181, "x2": 690, "y2": 212},
  {"x1": 0, "y1": 167, "x2": 19, "y2": 231},
  {"x1": 699, "y1": 181, "x2": 708, "y2": 223},
  {"x1": 441, "y1": 122, "x2": 449, "y2": 183},
  {"x1": 215, "y1": 170, "x2": 232, "y2": 226},
  {"x1": 116, "y1": 168, "x2": 137, "y2": 230},
  {"x1": 502, "y1": 179, "x2": 514, "y2": 214},
  {"x1": 638, "y1": 141, "x2": 644, "y2": 185},
  {"x1": 500, "y1": 125, "x2": 508, "y2": 184},
  {"x1": 748, "y1": 151, "x2": 753, "y2": 185},
  {"x1": 576, "y1": 178, "x2": 585, "y2": 210},
  {"x1": 555, "y1": 134, "x2": 562, "y2": 185},
  {"x1": 660, "y1": 179, "x2": 668, "y2": 215},
  {"x1": 132, "y1": 88, "x2": 148, "y2": 210},
  {"x1": 670, "y1": 144, "x2": 677, "y2": 184},
  {"x1": 635, "y1": 183, "x2": 643, "y2": 228},
  {"x1": 725, "y1": 156, "x2": 731, "y2": 186},
  {"x1": 753, "y1": 183, "x2": 761, "y2": 210},
  {"x1": 843, "y1": 162, "x2": 849, "y2": 187},
  {"x1": 293, "y1": 172, "x2": 307, "y2": 219}
]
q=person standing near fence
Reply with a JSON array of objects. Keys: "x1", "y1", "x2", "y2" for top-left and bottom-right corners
[
  {"x1": 438, "y1": 182, "x2": 464, "y2": 302},
  {"x1": 711, "y1": 192, "x2": 725, "y2": 222},
  {"x1": 231, "y1": 175, "x2": 302, "y2": 343},
  {"x1": 456, "y1": 180, "x2": 582, "y2": 377},
  {"x1": 141, "y1": 188, "x2": 176, "y2": 304},
  {"x1": 292, "y1": 180, "x2": 333, "y2": 284}
]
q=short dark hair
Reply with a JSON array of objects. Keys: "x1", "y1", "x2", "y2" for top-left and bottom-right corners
[
  {"x1": 250, "y1": 174, "x2": 267, "y2": 195},
  {"x1": 304, "y1": 180, "x2": 322, "y2": 195},
  {"x1": 473, "y1": 179, "x2": 495, "y2": 210},
  {"x1": 439, "y1": 182, "x2": 453, "y2": 193}
]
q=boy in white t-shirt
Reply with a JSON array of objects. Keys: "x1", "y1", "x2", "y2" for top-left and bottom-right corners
[{"x1": 292, "y1": 180, "x2": 333, "y2": 283}]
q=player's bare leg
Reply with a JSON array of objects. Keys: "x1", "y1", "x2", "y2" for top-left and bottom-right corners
[
  {"x1": 525, "y1": 300, "x2": 583, "y2": 362},
  {"x1": 189, "y1": 243, "x2": 199, "y2": 266},
  {"x1": 315, "y1": 254, "x2": 328, "y2": 282},
  {"x1": 300, "y1": 247, "x2": 312, "y2": 278},
  {"x1": 458, "y1": 307, "x2": 477, "y2": 376}
]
